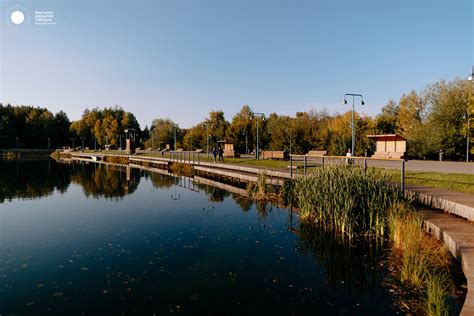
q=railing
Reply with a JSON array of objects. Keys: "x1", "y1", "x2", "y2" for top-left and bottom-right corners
[
  {"x1": 289, "y1": 154, "x2": 406, "y2": 192},
  {"x1": 167, "y1": 151, "x2": 201, "y2": 164}
]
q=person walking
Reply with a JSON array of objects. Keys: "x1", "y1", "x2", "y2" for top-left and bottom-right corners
[
  {"x1": 212, "y1": 147, "x2": 218, "y2": 163},
  {"x1": 345, "y1": 149, "x2": 352, "y2": 165},
  {"x1": 218, "y1": 146, "x2": 224, "y2": 162}
]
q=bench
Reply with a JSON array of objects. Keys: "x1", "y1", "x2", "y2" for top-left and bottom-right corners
[
  {"x1": 372, "y1": 151, "x2": 405, "y2": 159},
  {"x1": 306, "y1": 150, "x2": 327, "y2": 156},
  {"x1": 260, "y1": 150, "x2": 287, "y2": 160}
]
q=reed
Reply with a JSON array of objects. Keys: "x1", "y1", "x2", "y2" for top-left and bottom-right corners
[
  {"x1": 104, "y1": 156, "x2": 129, "y2": 164},
  {"x1": 386, "y1": 203, "x2": 452, "y2": 315},
  {"x1": 291, "y1": 165, "x2": 404, "y2": 238},
  {"x1": 170, "y1": 162, "x2": 194, "y2": 177},
  {"x1": 247, "y1": 173, "x2": 280, "y2": 201}
]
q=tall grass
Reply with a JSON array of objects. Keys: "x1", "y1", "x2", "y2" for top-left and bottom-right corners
[
  {"x1": 247, "y1": 173, "x2": 280, "y2": 201},
  {"x1": 291, "y1": 165, "x2": 404, "y2": 238},
  {"x1": 386, "y1": 203, "x2": 452, "y2": 315},
  {"x1": 170, "y1": 162, "x2": 194, "y2": 177}
]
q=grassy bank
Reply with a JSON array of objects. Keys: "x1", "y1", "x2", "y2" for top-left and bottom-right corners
[
  {"x1": 387, "y1": 202, "x2": 456, "y2": 315},
  {"x1": 383, "y1": 169, "x2": 474, "y2": 194}
]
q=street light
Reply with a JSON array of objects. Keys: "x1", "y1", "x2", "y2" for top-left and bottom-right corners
[
  {"x1": 467, "y1": 66, "x2": 473, "y2": 162},
  {"x1": 48, "y1": 137, "x2": 50, "y2": 150},
  {"x1": 71, "y1": 137, "x2": 76, "y2": 150},
  {"x1": 243, "y1": 128, "x2": 248, "y2": 155},
  {"x1": 81, "y1": 137, "x2": 85, "y2": 150},
  {"x1": 16, "y1": 137, "x2": 18, "y2": 149},
  {"x1": 464, "y1": 112, "x2": 470, "y2": 162},
  {"x1": 202, "y1": 123, "x2": 209, "y2": 157},
  {"x1": 343, "y1": 94, "x2": 364, "y2": 156},
  {"x1": 252, "y1": 112, "x2": 265, "y2": 160},
  {"x1": 286, "y1": 128, "x2": 292, "y2": 155},
  {"x1": 170, "y1": 125, "x2": 179, "y2": 150}
]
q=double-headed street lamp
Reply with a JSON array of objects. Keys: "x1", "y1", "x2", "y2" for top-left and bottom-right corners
[
  {"x1": 252, "y1": 112, "x2": 264, "y2": 160},
  {"x1": 343, "y1": 94, "x2": 365, "y2": 156}
]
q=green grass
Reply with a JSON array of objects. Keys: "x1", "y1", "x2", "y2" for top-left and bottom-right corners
[{"x1": 381, "y1": 169, "x2": 474, "y2": 194}]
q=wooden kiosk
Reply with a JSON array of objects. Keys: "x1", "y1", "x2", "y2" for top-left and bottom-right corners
[{"x1": 366, "y1": 134, "x2": 406, "y2": 159}]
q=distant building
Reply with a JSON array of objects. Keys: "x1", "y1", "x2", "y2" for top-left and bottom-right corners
[{"x1": 366, "y1": 134, "x2": 406, "y2": 159}]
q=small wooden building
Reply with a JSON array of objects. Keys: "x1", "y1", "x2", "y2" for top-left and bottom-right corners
[
  {"x1": 366, "y1": 134, "x2": 406, "y2": 159},
  {"x1": 218, "y1": 141, "x2": 239, "y2": 158}
]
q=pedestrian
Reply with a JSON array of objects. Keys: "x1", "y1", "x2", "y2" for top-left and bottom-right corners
[
  {"x1": 212, "y1": 147, "x2": 218, "y2": 163},
  {"x1": 345, "y1": 149, "x2": 352, "y2": 165},
  {"x1": 218, "y1": 146, "x2": 224, "y2": 162}
]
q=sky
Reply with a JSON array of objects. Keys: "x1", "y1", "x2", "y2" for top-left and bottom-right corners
[{"x1": 0, "y1": 0, "x2": 472, "y2": 128}]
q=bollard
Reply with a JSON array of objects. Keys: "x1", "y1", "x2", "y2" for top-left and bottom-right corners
[
  {"x1": 304, "y1": 156, "x2": 307, "y2": 175},
  {"x1": 401, "y1": 159, "x2": 405, "y2": 193},
  {"x1": 290, "y1": 156, "x2": 293, "y2": 178}
]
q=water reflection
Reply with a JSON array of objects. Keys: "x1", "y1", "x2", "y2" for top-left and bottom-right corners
[
  {"x1": 0, "y1": 159, "x2": 140, "y2": 202},
  {"x1": 0, "y1": 159, "x2": 70, "y2": 203},
  {"x1": 0, "y1": 159, "x2": 400, "y2": 315},
  {"x1": 296, "y1": 223, "x2": 388, "y2": 295}
]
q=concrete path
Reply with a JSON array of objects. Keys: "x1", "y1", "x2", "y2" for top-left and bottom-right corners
[
  {"x1": 406, "y1": 184, "x2": 474, "y2": 221},
  {"x1": 421, "y1": 208, "x2": 474, "y2": 316},
  {"x1": 368, "y1": 159, "x2": 474, "y2": 174}
]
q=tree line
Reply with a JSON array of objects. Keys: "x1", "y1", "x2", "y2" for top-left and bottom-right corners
[{"x1": 1, "y1": 77, "x2": 472, "y2": 160}]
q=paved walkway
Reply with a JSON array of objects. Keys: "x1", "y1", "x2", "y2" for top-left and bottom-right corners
[
  {"x1": 369, "y1": 159, "x2": 474, "y2": 174},
  {"x1": 406, "y1": 184, "x2": 474, "y2": 221}
]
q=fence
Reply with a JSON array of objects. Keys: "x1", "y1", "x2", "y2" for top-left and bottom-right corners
[{"x1": 289, "y1": 155, "x2": 406, "y2": 191}]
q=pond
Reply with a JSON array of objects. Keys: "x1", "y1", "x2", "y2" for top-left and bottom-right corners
[{"x1": 0, "y1": 159, "x2": 402, "y2": 315}]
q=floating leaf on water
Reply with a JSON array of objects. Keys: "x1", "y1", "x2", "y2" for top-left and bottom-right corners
[{"x1": 81, "y1": 267, "x2": 89, "y2": 271}]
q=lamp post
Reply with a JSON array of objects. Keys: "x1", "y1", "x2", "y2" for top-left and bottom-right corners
[
  {"x1": 286, "y1": 128, "x2": 292, "y2": 155},
  {"x1": 243, "y1": 128, "x2": 248, "y2": 155},
  {"x1": 464, "y1": 112, "x2": 471, "y2": 162},
  {"x1": 16, "y1": 137, "x2": 18, "y2": 149},
  {"x1": 467, "y1": 66, "x2": 473, "y2": 162},
  {"x1": 48, "y1": 137, "x2": 50, "y2": 150},
  {"x1": 202, "y1": 123, "x2": 209, "y2": 157},
  {"x1": 81, "y1": 137, "x2": 85, "y2": 150},
  {"x1": 252, "y1": 112, "x2": 264, "y2": 160},
  {"x1": 71, "y1": 138, "x2": 76, "y2": 150},
  {"x1": 171, "y1": 126, "x2": 179, "y2": 150},
  {"x1": 343, "y1": 94, "x2": 365, "y2": 156},
  {"x1": 94, "y1": 137, "x2": 97, "y2": 151}
]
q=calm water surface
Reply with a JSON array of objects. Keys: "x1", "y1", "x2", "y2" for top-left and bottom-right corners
[{"x1": 0, "y1": 159, "x2": 401, "y2": 315}]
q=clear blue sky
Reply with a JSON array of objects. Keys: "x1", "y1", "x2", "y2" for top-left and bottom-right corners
[{"x1": 1, "y1": 0, "x2": 472, "y2": 128}]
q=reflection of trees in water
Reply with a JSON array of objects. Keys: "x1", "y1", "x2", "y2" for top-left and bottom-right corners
[
  {"x1": 297, "y1": 223, "x2": 387, "y2": 294},
  {"x1": 70, "y1": 163, "x2": 140, "y2": 200},
  {"x1": 231, "y1": 193, "x2": 253, "y2": 212},
  {"x1": 145, "y1": 173, "x2": 175, "y2": 189},
  {"x1": 208, "y1": 187, "x2": 227, "y2": 202},
  {"x1": 256, "y1": 201, "x2": 273, "y2": 219},
  {"x1": 0, "y1": 159, "x2": 71, "y2": 203}
]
